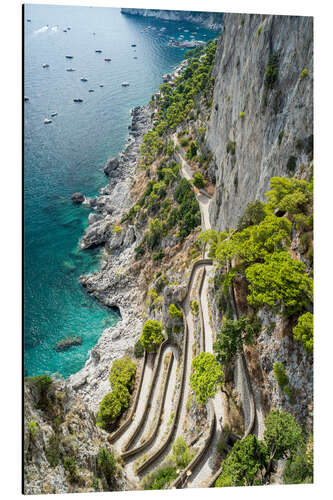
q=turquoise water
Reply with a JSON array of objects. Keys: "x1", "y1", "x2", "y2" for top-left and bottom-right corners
[{"x1": 24, "y1": 4, "x2": 217, "y2": 378}]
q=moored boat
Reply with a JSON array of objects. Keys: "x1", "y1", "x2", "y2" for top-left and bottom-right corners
[
  {"x1": 121, "y1": 81, "x2": 129, "y2": 87},
  {"x1": 73, "y1": 98, "x2": 83, "y2": 102},
  {"x1": 24, "y1": 96, "x2": 29, "y2": 102},
  {"x1": 65, "y1": 55, "x2": 73, "y2": 59},
  {"x1": 80, "y1": 77, "x2": 88, "y2": 82},
  {"x1": 66, "y1": 68, "x2": 75, "y2": 72},
  {"x1": 44, "y1": 118, "x2": 52, "y2": 124},
  {"x1": 104, "y1": 57, "x2": 111, "y2": 61},
  {"x1": 42, "y1": 63, "x2": 50, "y2": 68},
  {"x1": 51, "y1": 112, "x2": 58, "y2": 117},
  {"x1": 95, "y1": 49, "x2": 102, "y2": 53}
]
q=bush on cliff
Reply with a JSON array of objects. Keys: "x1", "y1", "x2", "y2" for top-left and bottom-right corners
[
  {"x1": 168, "y1": 303, "x2": 183, "y2": 320},
  {"x1": 140, "y1": 320, "x2": 164, "y2": 352},
  {"x1": 292, "y1": 312, "x2": 313, "y2": 354},
  {"x1": 109, "y1": 356, "x2": 137, "y2": 392},
  {"x1": 214, "y1": 316, "x2": 260, "y2": 365},
  {"x1": 97, "y1": 448, "x2": 117, "y2": 487},
  {"x1": 190, "y1": 352, "x2": 224, "y2": 405},
  {"x1": 97, "y1": 385, "x2": 130, "y2": 430},
  {"x1": 193, "y1": 172, "x2": 206, "y2": 189},
  {"x1": 264, "y1": 409, "x2": 303, "y2": 463}
]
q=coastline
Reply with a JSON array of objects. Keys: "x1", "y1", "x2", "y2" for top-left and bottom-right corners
[{"x1": 68, "y1": 59, "x2": 189, "y2": 411}]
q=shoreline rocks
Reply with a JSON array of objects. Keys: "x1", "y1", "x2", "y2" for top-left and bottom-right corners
[
  {"x1": 70, "y1": 192, "x2": 85, "y2": 204},
  {"x1": 104, "y1": 157, "x2": 119, "y2": 176}
]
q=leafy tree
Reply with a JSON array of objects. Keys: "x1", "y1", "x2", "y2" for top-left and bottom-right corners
[
  {"x1": 134, "y1": 339, "x2": 145, "y2": 358},
  {"x1": 97, "y1": 448, "x2": 117, "y2": 487},
  {"x1": 265, "y1": 177, "x2": 312, "y2": 216},
  {"x1": 237, "y1": 201, "x2": 267, "y2": 231},
  {"x1": 64, "y1": 457, "x2": 79, "y2": 483},
  {"x1": 193, "y1": 172, "x2": 206, "y2": 189},
  {"x1": 97, "y1": 389, "x2": 129, "y2": 430},
  {"x1": 186, "y1": 141, "x2": 198, "y2": 160},
  {"x1": 215, "y1": 435, "x2": 268, "y2": 487},
  {"x1": 214, "y1": 316, "x2": 260, "y2": 365},
  {"x1": 283, "y1": 437, "x2": 313, "y2": 484},
  {"x1": 174, "y1": 178, "x2": 192, "y2": 204},
  {"x1": 109, "y1": 356, "x2": 137, "y2": 391},
  {"x1": 245, "y1": 251, "x2": 313, "y2": 316},
  {"x1": 140, "y1": 320, "x2": 164, "y2": 352},
  {"x1": 141, "y1": 460, "x2": 177, "y2": 490},
  {"x1": 168, "y1": 303, "x2": 183, "y2": 320},
  {"x1": 264, "y1": 410, "x2": 303, "y2": 467},
  {"x1": 146, "y1": 218, "x2": 163, "y2": 250},
  {"x1": 293, "y1": 312, "x2": 313, "y2": 353},
  {"x1": 190, "y1": 352, "x2": 224, "y2": 405}
]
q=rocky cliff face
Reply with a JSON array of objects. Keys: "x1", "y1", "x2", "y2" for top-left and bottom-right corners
[
  {"x1": 121, "y1": 8, "x2": 223, "y2": 30},
  {"x1": 206, "y1": 13, "x2": 313, "y2": 231}
]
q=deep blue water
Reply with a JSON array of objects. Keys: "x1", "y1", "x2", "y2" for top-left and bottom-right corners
[{"x1": 24, "y1": 4, "x2": 217, "y2": 378}]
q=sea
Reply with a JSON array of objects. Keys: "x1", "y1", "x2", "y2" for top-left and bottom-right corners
[{"x1": 24, "y1": 3, "x2": 217, "y2": 379}]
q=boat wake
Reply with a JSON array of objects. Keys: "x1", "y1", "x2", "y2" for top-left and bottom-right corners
[{"x1": 33, "y1": 25, "x2": 49, "y2": 35}]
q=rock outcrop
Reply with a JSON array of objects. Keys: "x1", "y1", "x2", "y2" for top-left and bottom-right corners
[
  {"x1": 104, "y1": 157, "x2": 119, "y2": 176},
  {"x1": 206, "y1": 13, "x2": 313, "y2": 231},
  {"x1": 70, "y1": 192, "x2": 85, "y2": 204},
  {"x1": 121, "y1": 8, "x2": 223, "y2": 30}
]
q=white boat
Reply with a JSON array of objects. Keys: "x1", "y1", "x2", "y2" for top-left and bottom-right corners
[
  {"x1": 42, "y1": 63, "x2": 50, "y2": 68},
  {"x1": 24, "y1": 96, "x2": 29, "y2": 102},
  {"x1": 104, "y1": 57, "x2": 111, "y2": 61},
  {"x1": 80, "y1": 77, "x2": 88, "y2": 82},
  {"x1": 99, "y1": 84, "x2": 104, "y2": 87},
  {"x1": 51, "y1": 112, "x2": 58, "y2": 117},
  {"x1": 44, "y1": 118, "x2": 52, "y2": 124},
  {"x1": 121, "y1": 81, "x2": 129, "y2": 87}
]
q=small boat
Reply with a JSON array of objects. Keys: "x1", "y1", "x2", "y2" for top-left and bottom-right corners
[
  {"x1": 133, "y1": 56, "x2": 138, "y2": 59},
  {"x1": 88, "y1": 89, "x2": 94, "y2": 92},
  {"x1": 66, "y1": 68, "x2": 75, "y2": 72},
  {"x1": 104, "y1": 57, "x2": 111, "y2": 61},
  {"x1": 24, "y1": 96, "x2": 29, "y2": 102},
  {"x1": 51, "y1": 112, "x2": 58, "y2": 117},
  {"x1": 95, "y1": 49, "x2": 102, "y2": 53},
  {"x1": 63, "y1": 29, "x2": 67, "y2": 32},
  {"x1": 131, "y1": 43, "x2": 136, "y2": 47},
  {"x1": 80, "y1": 77, "x2": 88, "y2": 82},
  {"x1": 65, "y1": 55, "x2": 73, "y2": 59},
  {"x1": 67, "y1": 27, "x2": 71, "y2": 30},
  {"x1": 121, "y1": 81, "x2": 129, "y2": 87},
  {"x1": 44, "y1": 118, "x2": 52, "y2": 124},
  {"x1": 73, "y1": 98, "x2": 83, "y2": 102},
  {"x1": 27, "y1": 19, "x2": 31, "y2": 22},
  {"x1": 99, "y1": 84, "x2": 104, "y2": 87},
  {"x1": 42, "y1": 63, "x2": 50, "y2": 68}
]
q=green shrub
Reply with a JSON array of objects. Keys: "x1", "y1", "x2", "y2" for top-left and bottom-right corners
[
  {"x1": 45, "y1": 434, "x2": 61, "y2": 467},
  {"x1": 273, "y1": 361, "x2": 289, "y2": 390},
  {"x1": 169, "y1": 303, "x2": 183, "y2": 320},
  {"x1": 226, "y1": 140, "x2": 236, "y2": 155},
  {"x1": 264, "y1": 409, "x2": 303, "y2": 461},
  {"x1": 28, "y1": 420, "x2": 39, "y2": 439},
  {"x1": 172, "y1": 437, "x2": 194, "y2": 468},
  {"x1": 152, "y1": 249, "x2": 164, "y2": 261},
  {"x1": 98, "y1": 448, "x2": 117, "y2": 487},
  {"x1": 141, "y1": 461, "x2": 177, "y2": 490},
  {"x1": 180, "y1": 138, "x2": 189, "y2": 147},
  {"x1": 97, "y1": 385, "x2": 130, "y2": 430},
  {"x1": 146, "y1": 218, "x2": 163, "y2": 250},
  {"x1": 190, "y1": 352, "x2": 224, "y2": 405},
  {"x1": 287, "y1": 156, "x2": 297, "y2": 173},
  {"x1": 193, "y1": 172, "x2": 206, "y2": 189},
  {"x1": 257, "y1": 25, "x2": 262, "y2": 36},
  {"x1": 239, "y1": 111, "x2": 245, "y2": 118},
  {"x1": 214, "y1": 316, "x2": 260, "y2": 365},
  {"x1": 109, "y1": 356, "x2": 137, "y2": 391},
  {"x1": 300, "y1": 68, "x2": 309, "y2": 80},
  {"x1": 186, "y1": 141, "x2": 198, "y2": 160},
  {"x1": 140, "y1": 320, "x2": 164, "y2": 352},
  {"x1": 64, "y1": 457, "x2": 79, "y2": 483},
  {"x1": 191, "y1": 299, "x2": 199, "y2": 315},
  {"x1": 26, "y1": 373, "x2": 53, "y2": 409},
  {"x1": 134, "y1": 339, "x2": 144, "y2": 358},
  {"x1": 293, "y1": 312, "x2": 313, "y2": 353},
  {"x1": 265, "y1": 52, "x2": 279, "y2": 88},
  {"x1": 283, "y1": 437, "x2": 313, "y2": 484},
  {"x1": 113, "y1": 225, "x2": 121, "y2": 234}
]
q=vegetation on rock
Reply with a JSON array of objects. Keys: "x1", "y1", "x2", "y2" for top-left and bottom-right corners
[
  {"x1": 190, "y1": 352, "x2": 224, "y2": 405},
  {"x1": 140, "y1": 319, "x2": 164, "y2": 352}
]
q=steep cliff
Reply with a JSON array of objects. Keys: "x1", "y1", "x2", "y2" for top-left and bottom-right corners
[
  {"x1": 121, "y1": 8, "x2": 223, "y2": 30},
  {"x1": 206, "y1": 13, "x2": 313, "y2": 231}
]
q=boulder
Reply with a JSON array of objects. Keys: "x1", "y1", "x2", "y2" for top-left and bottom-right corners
[
  {"x1": 54, "y1": 336, "x2": 82, "y2": 352},
  {"x1": 104, "y1": 157, "x2": 119, "y2": 176},
  {"x1": 70, "y1": 192, "x2": 85, "y2": 204}
]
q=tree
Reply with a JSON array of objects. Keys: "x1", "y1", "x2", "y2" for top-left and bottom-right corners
[
  {"x1": 134, "y1": 339, "x2": 144, "y2": 358},
  {"x1": 190, "y1": 352, "x2": 224, "y2": 405},
  {"x1": 273, "y1": 362, "x2": 289, "y2": 390},
  {"x1": 172, "y1": 437, "x2": 193, "y2": 469},
  {"x1": 245, "y1": 251, "x2": 313, "y2": 316},
  {"x1": 283, "y1": 437, "x2": 313, "y2": 484},
  {"x1": 140, "y1": 320, "x2": 164, "y2": 352},
  {"x1": 97, "y1": 392, "x2": 123, "y2": 430},
  {"x1": 215, "y1": 435, "x2": 268, "y2": 487},
  {"x1": 265, "y1": 176, "x2": 312, "y2": 216},
  {"x1": 168, "y1": 303, "x2": 183, "y2": 320},
  {"x1": 293, "y1": 312, "x2": 313, "y2": 353},
  {"x1": 264, "y1": 410, "x2": 303, "y2": 472},
  {"x1": 193, "y1": 172, "x2": 205, "y2": 189},
  {"x1": 186, "y1": 141, "x2": 198, "y2": 160},
  {"x1": 213, "y1": 316, "x2": 260, "y2": 365},
  {"x1": 237, "y1": 201, "x2": 267, "y2": 231},
  {"x1": 97, "y1": 448, "x2": 117, "y2": 487},
  {"x1": 109, "y1": 356, "x2": 137, "y2": 391}
]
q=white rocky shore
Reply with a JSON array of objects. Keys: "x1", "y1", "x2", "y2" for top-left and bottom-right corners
[{"x1": 68, "y1": 104, "x2": 152, "y2": 412}]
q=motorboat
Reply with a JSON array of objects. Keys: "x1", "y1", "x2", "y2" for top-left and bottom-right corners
[
  {"x1": 63, "y1": 29, "x2": 67, "y2": 32},
  {"x1": 80, "y1": 77, "x2": 88, "y2": 82},
  {"x1": 95, "y1": 49, "x2": 102, "y2": 53},
  {"x1": 65, "y1": 55, "x2": 73, "y2": 59},
  {"x1": 44, "y1": 118, "x2": 52, "y2": 124},
  {"x1": 66, "y1": 68, "x2": 75, "y2": 72},
  {"x1": 88, "y1": 89, "x2": 94, "y2": 92},
  {"x1": 131, "y1": 43, "x2": 136, "y2": 47},
  {"x1": 104, "y1": 57, "x2": 111, "y2": 61},
  {"x1": 73, "y1": 98, "x2": 83, "y2": 102},
  {"x1": 42, "y1": 63, "x2": 50, "y2": 68},
  {"x1": 121, "y1": 82, "x2": 129, "y2": 87},
  {"x1": 27, "y1": 19, "x2": 31, "y2": 22},
  {"x1": 99, "y1": 84, "x2": 104, "y2": 87},
  {"x1": 67, "y1": 27, "x2": 71, "y2": 30},
  {"x1": 24, "y1": 96, "x2": 29, "y2": 102},
  {"x1": 133, "y1": 56, "x2": 138, "y2": 59},
  {"x1": 51, "y1": 112, "x2": 58, "y2": 117}
]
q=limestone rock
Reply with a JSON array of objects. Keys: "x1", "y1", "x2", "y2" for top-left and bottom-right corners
[
  {"x1": 70, "y1": 192, "x2": 85, "y2": 204},
  {"x1": 104, "y1": 157, "x2": 119, "y2": 176}
]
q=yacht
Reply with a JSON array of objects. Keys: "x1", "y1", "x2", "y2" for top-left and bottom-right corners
[
  {"x1": 121, "y1": 82, "x2": 129, "y2": 87},
  {"x1": 42, "y1": 63, "x2": 50, "y2": 68},
  {"x1": 80, "y1": 77, "x2": 88, "y2": 82},
  {"x1": 73, "y1": 98, "x2": 83, "y2": 102},
  {"x1": 99, "y1": 84, "x2": 104, "y2": 87},
  {"x1": 24, "y1": 96, "x2": 29, "y2": 101},
  {"x1": 44, "y1": 118, "x2": 52, "y2": 124}
]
